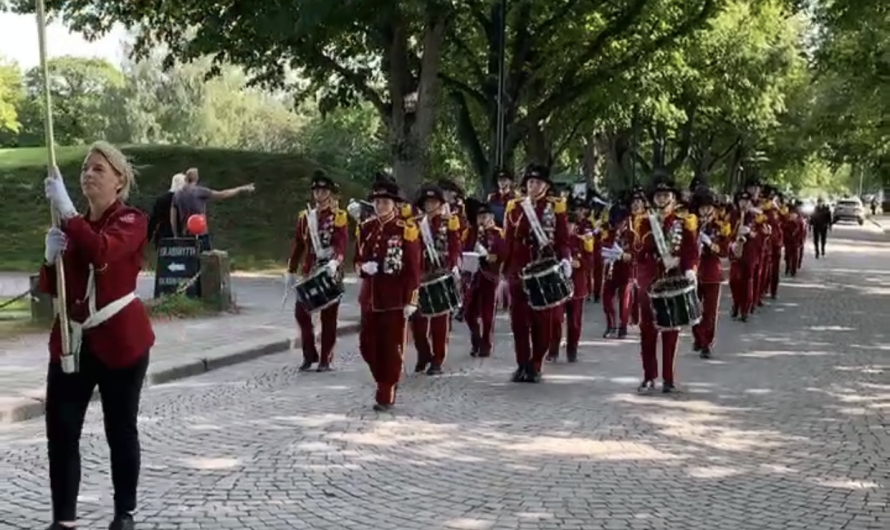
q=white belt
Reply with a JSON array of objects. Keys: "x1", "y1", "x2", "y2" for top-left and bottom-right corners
[{"x1": 62, "y1": 264, "x2": 137, "y2": 355}]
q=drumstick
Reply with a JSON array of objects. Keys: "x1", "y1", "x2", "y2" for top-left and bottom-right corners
[{"x1": 36, "y1": 0, "x2": 72, "y2": 363}]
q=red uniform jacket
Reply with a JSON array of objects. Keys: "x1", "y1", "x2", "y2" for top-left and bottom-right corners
[
  {"x1": 783, "y1": 216, "x2": 802, "y2": 246},
  {"x1": 39, "y1": 202, "x2": 155, "y2": 368},
  {"x1": 601, "y1": 220, "x2": 632, "y2": 285},
  {"x1": 356, "y1": 214, "x2": 422, "y2": 311},
  {"x1": 287, "y1": 206, "x2": 348, "y2": 275},
  {"x1": 502, "y1": 196, "x2": 570, "y2": 280},
  {"x1": 698, "y1": 217, "x2": 731, "y2": 283},
  {"x1": 764, "y1": 203, "x2": 785, "y2": 248},
  {"x1": 631, "y1": 210, "x2": 699, "y2": 286},
  {"x1": 419, "y1": 214, "x2": 462, "y2": 273},
  {"x1": 463, "y1": 225, "x2": 505, "y2": 284},
  {"x1": 726, "y1": 209, "x2": 763, "y2": 267},
  {"x1": 569, "y1": 229, "x2": 595, "y2": 298}
]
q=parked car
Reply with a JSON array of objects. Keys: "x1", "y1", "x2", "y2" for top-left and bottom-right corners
[{"x1": 833, "y1": 198, "x2": 865, "y2": 225}]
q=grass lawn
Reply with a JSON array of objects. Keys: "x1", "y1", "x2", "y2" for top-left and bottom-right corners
[{"x1": 0, "y1": 145, "x2": 368, "y2": 273}]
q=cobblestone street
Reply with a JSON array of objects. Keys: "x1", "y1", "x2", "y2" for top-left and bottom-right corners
[{"x1": 1, "y1": 224, "x2": 888, "y2": 530}]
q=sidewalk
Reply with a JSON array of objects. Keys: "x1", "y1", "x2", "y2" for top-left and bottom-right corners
[
  {"x1": 0, "y1": 303, "x2": 361, "y2": 423},
  {"x1": 869, "y1": 214, "x2": 889, "y2": 233}
]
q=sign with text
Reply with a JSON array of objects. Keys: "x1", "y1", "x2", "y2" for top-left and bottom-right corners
[{"x1": 154, "y1": 237, "x2": 201, "y2": 298}]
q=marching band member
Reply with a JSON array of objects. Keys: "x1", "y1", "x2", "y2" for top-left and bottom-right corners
[
  {"x1": 783, "y1": 203, "x2": 803, "y2": 277},
  {"x1": 286, "y1": 171, "x2": 348, "y2": 372},
  {"x1": 411, "y1": 185, "x2": 462, "y2": 375},
  {"x1": 462, "y1": 203, "x2": 504, "y2": 358},
  {"x1": 487, "y1": 168, "x2": 521, "y2": 226},
  {"x1": 355, "y1": 180, "x2": 422, "y2": 411},
  {"x1": 743, "y1": 177, "x2": 768, "y2": 309},
  {"x1": 39, "y1": 142, "x2": 154, "y2": 530},
  {"x1": 627, "y1": 186, "x2": 649, "y2": 328},
  {"x1": 764, "y1": 188, "x2": 787, "y2": 299},
  {"x1": 502, "y1": 164, "x2": 571, "y2": 383},
  {"x1": 727, "y1": 191, "x2": 764, "y2": 322},
  {"x1": 690, "y1": 187, "x2": 730, "y2": 358},
  {"x1": 588, "y1": 195, "x2": 609, "y2": 303},
  {"x1": 629, "y1": 171, "x2": 699, "y2": 393},
  {"x1": 438, "y1": 178, "x2": 470, "y2": 235},
  {"x1": 549, "y1": 198, "x2": 595, "y2": 362},
  {"x1": 601, "y1": 204, "x2": 633, "y2": 339}
]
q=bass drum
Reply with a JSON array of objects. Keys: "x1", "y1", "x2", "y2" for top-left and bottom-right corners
[{"x1": 647, "y1": 275, "x2": 702, "y2": 330}]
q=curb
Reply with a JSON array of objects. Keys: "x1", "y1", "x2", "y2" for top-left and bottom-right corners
[{"x1": 0, "y1": 322, "x2": 362, "y2": 424}]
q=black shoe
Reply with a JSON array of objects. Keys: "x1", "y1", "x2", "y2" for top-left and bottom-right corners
[
  {"x1": 637, "y1": 379, "x2": 655, "y2": 392},
  {"x1": 316, "y1": 364, "x2": 332, "y2": 373},
  {"x1": 426, "y1": 364, "x2": 443, "y2": 376},
  {"x1": 372, "y1": 403, "x2": 393, "y2": 412},
  {"x1": 692, "y1": 344, "x2": 702, "y2": 352},
  {"x1": 298, "y1": 359, "x2": 316, "y2": 372},
  {"x1": 740, "y1": 314, "x2": 748, "y2": 323},
  {"x1": 510, "y1": 366, "x2": 526, "y2": 383},
  {"x1": 602, "y1": 327, "x2": 614, "y2": 339},
  {"x1": 699, "y1": 347, "x2": 711, "y2": 359},
  {"x1": 414, "y1": 361, "x2": 429, "y2": 374},
  {"x1": 470, "y1": 348, "x2": 479, "y2": 358},
  {"x1": 617, "y1": 326, "x2": 628, "y2": 339},
  {"x1": 109, "y1": 514, "x2": 135, "y2": 530},
  {"x1": 730, "y1": 307, "x2": 739, "y2": 319},
  {"x1": 524, "y1": 367, "x2": 542, "y2": 383},
  {"x1": 545, "y1": 355, "x2": 557, "y2": 363},
  {"x1": 566, "y1": 350, "x2": 578, "y2": 363},
  {"x1": 662, "y1": 382, "x2": 677, "y2": 394},
  {"x1": 47, "y1": 524, "x2": 76, "y2": 530}
]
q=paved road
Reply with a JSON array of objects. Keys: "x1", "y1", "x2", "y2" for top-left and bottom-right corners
[{"x1": 1, "y1": 223, "x2": 888, "y2": 530}]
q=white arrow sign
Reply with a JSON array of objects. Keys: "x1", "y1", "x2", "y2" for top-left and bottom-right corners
[{"x1": 167, "y1": 263, "x2": 186, "y2": 273}]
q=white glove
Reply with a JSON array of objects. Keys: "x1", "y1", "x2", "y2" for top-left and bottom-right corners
[
  {"x1": 284, "y1": 272, "x2": 297, "y2": 290},
  {"x1": 326, "y1": 259, "x2": 340, "y2": 274},
  {"x1": 44, "y1": 227, "x2": 67, "y2": 264},
  {"x1": 44, "y1": 169, "x2": 77, "y2": 220},
  {"x1": 560, "y1": 258, "x2": 573, "y2": 279},
  {"x1": 684, "y1": 269, "x2": 697, "y2": 283},
  {"x1": 699, "y1": 232, "x2": 713, "y2": 247},
  {"x1": 404, "y1": 304, "x2": 417, "y2": 318},
  {"x1": 452, "y1": 266, "x2": 460, "y2": 276},
  {"x1": 739, "y1": 225, "x2": 751, "y2": 236},
  {"x1": 729, "y1": 242, "x2": 738, "y2": 255},
  {"x1": 360, "y1": 261, "x2": 378, "y2": 275}
]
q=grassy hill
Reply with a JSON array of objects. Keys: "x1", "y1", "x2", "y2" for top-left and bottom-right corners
[{"x1": 0, "y1": 145, "x2": 368, "y2": 272}]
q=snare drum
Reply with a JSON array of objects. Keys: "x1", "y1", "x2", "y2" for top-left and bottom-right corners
[
  {"x1": 647, "y1": 275, "x2": 702, "y2": 330},
  {"x1": 520, "y1": 257, "x2": 573, "y2": 310},
  {"x1": 294, "y1": 266, "x2": 344, "y2": 313},
  {"x1": 419, "y1": 270, "x2": 462, "y2": 317}
]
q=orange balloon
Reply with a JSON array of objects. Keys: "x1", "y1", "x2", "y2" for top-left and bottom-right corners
[{"x1": 186, "y1": 214, "x2": 207, "y2": 235}]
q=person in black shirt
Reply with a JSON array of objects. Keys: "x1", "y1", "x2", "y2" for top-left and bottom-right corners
[
  {"x1": 810, "y1": 197, "x2": 832, "y2": 258},
  {"x1": 147, "y1": 173, "x2": 186, "y2": 248}
]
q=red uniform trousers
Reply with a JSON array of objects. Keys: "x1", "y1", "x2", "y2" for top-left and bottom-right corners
[
  {"x1": 602, "y1": 277, "x2": 632, "y2": 329},
  {"x1": 729, "y1": 261, "x2": 755, "y2": 318},
  {"x1": 359, "y1": 309, "x2": 407, "y2": 406},
  {"x1": 784, "y1": 240, "x2": 799, "y2": 275},
  {"x1": 295, "y1": 302, "x2": 340, "y2": 364},
  {"x1": 464, "y1": 278, "x2": 498, "y2": 356},
  {"x1": 590, "y1": 252, "x2": 604, "y2": 301},
  {"x1": 757, "y1": 249, "x2": 770, "y2": 301},
  {"x1": 509, "y1": 282, "x2": 554, "y2": 371},
  {"x1": 410, "y1": 314, "x2": 450, "y2": 368},
  {"x1": 630, "y1": 283, "x2": 641, "y2": 325},
  {"x1": 692, "y1": 282, "x2": 721, "y2": 350},
  {"x1": 550, "y1": 298, "x2": 584, "y2": 357},
  {"x1": 768, "y1": 244, "x2": 782, "y2": 297},
  {"x1": 637, "y1": 277, "x2": 680, "y2": 384}
]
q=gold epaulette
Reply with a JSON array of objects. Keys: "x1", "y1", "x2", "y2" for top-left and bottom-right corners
[
  {"x1": 400, "y1": 204, "x2": 413, "y2": 219},
  {"x1": 682, "y1": 212, "x2": 698, "y2": 232},
  {"x1": 401, "y1": 219, "x2": 418, "y2": 242},
  {"x1": 717, "y1": 220, "x2": 731, "y2": 237},
  {"x1": 505, "y1": 198, "x2": 518, "y2": 215},
  {"x1": 582, "y1": 237, "x2": 594, "y2": 253},
  {"x1": 333, "y1": 208, "x2": 348, "y2": 228},
  {"x1": 550, "y1": 196, "x2": 567, "y2": 214},
  {"x1": 447, "y1": 215, "x2": 460, "y2": 231}
]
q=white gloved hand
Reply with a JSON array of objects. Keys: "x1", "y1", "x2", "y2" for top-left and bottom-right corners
[
  {"x1": 44, "y1": 227, "x2": 67, "y2": 265},
  {"x1": 452, "y1": 266, "x2": 460, "y2": 276},
  {"x1": 560, "y1": 258, "x2": 573, "y2": 279},
  {"x1": 284, "y1": 272, "x2": 297, "y2": 290},
  {"x1": 699, "y1": 232, "x2": 713, "y2": 247},
  {"x1": 326, "y1": 259, "x2": 340, "y2": 274},
  {"x1": 684, "y1": 269, "x2": 697, "y2": 283},
  {"x1": 360, "y1": 261, "x2": 379, "y2": 275},
  {"x1": 44, "y1": 168, "x2": 77, "y2": 220},
  {"x1": 404, "y1": 304, "x2": 417, "y2": 318},
  {"x1": 739, "y1": 225, "x2": 751, "y2": 236}
]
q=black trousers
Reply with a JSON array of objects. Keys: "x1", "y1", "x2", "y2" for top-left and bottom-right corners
[
  {"x1": 812, "y1": 226, "x2": 828, "y2": 255},
  {"x1": 45, "y1": 348, "x2": 149, "y2": 522}
]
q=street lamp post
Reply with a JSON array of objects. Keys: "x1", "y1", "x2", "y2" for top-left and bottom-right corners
[{"x1": 492, "y1": 0, "x2": 508, "y2": 193}]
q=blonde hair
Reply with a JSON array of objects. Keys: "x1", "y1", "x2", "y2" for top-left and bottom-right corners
[
  {"x1": 86, "y1": 141, "x2": 135, "y2": 200},
  {"x1": 170, "y1": 173, "x2": 186, "y2": 192},
  {"x1": 185, "y1": 167, "x2": 199, "y2": 183}
]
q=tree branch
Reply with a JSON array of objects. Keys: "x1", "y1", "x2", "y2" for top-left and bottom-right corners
[
  {"x1": 307, "y1": 49, "x2": 389, "y2": 123},
  {"x1": 533, "y1": 0, "x2": 585, "y2": 35},
  {"x1": 449, "y1": 90, "x2": 488, "y2": 178}
]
